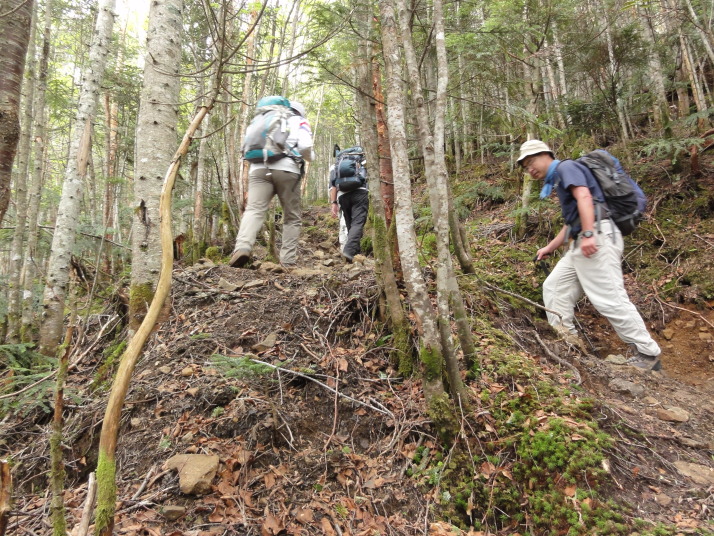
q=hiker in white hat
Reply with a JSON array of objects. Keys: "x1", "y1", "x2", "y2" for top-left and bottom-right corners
[{"x1": 518, "y1": 139, "x2": 662, "y2": 371}]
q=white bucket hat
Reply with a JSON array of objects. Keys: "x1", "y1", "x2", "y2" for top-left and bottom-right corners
[
  {"x1": 517, "y1": 139, "x2": 554, "y2": 165},
  {"x1": 290, "y1": 101, "x2": 306, "y2": 118}
]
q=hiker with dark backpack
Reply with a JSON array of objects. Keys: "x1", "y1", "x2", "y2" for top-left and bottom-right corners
[
  {"x1": 230, "y1": 97, "x2": 314, "y2": 268},
  {"x1": 519, "y1": 139, "x2": 662, "y2": 371},
  {"x1": 329, "y1": 145, "x2": 369, "y2": 263}
]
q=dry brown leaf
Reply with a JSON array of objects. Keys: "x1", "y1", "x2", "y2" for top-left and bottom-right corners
[
  {"x1": 320, "y1": 516, "x2": 337, "y2": 536},
  {"x1": 295, "y1": 507, "x2": 314, "y2": 524},
  {"x1": 262, "y1": 514, "x2": 284, "y2": 536}
]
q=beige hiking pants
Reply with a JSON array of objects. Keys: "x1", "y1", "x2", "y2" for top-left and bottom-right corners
[
  {"x1": 233, "y1": 167, "x2": 302, "y2": 264},
  {"x1": 543, "y1": 219, "x2": 661, "y2": 357}
]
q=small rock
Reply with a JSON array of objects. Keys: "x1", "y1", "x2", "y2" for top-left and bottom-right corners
[
  {"x1": 313, "y1": 250, "x2": 325, "y2": 259},
  {"x1": 642, "y1": 396, "x2": 659, "y2": 406},
  {"x1": 130, "y1": 418, "x2": 142, "y2": 428},
  {"x1": 186, "y1": 387, "x2": 199, "y2": 397},
  {"x1": 656, "y1": 406, "x2": 689, "y2": 423},
  {"x1": 323, "y1": 258, "x2": 336, "y2": 267},
  {"x1": 654, "y1": 493, "x2": 672, "y2": 506},
  {"x1": 194, "y1": 258, "x2": 215, "y2": 268},
  {"x1": 353, "y1": 254, "x2": 367, "y2": 264},
  {"x1": 608, "y1": 378, "x2": 645, "y2": 397},
  {"x1": 685, "y1": 321, "x2": 696, "y2": 329},
  {"x1": 181, "y1": 367, "x2": 194, "y2": 377},
  {"x1": 662, "y1": 328, "x2": 674, "y2": 340},
  {"x1": 290, "y1": 268, "x2": 322, "y2": 278},
  {"x1": 162, "y1": 505, "x2": 186, "y2": 521},
  {"x1": 159, "y1": 366, "x2": 172, "y2": 374},
  {"x1": 318, "y1": 241, "x2": 334, "y2": 250},
  {"x1": 673, "y1": 461, "x2": 714, "y2": 486},
  {"x1": 252, "y1": 332, "x2": 278, "y2": 353},
  {"x1": 258, "y1": 262, "x2": 285, "y2": 274},
  {"x1": 243, "y1": 279, "x2": 267, "y2": 289},
  {"x1": 698, "y1": 332, "x2": 712, "y2": 341},
  {"x1": 164, "y1": 454, "x2": 220, "y2": 495},
  {"x1": 605, "y1": 354, "x2": 627, "y2": 365},
  {"x1": 218, "y1": 278, "x2": 241, "y2": 292}
]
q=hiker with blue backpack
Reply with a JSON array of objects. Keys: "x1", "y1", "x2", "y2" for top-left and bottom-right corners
[
  {"x1": 519, "y1": 139, "x2": 662, "y2": 372},
  {"x1": 229, "y1": 96, "x2": 314, "y2": 268},
  {"x1": 329, "y1": 145, "x2": 369, "y2": 263}
]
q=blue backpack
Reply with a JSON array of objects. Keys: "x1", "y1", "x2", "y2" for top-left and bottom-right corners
[{"x1": 331, "y1": 146, "x2": 367, "y2": 192}]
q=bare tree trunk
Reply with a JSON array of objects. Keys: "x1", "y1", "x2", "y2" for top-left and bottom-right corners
[
  {"x1": 379, "y1": 0, "x2": 446, "y2": 405},
  {"x1": 0, "y1": 460, "x2": 11, "y2": 536},
  {"x1": 639, "y1": 4, "x2": 672, "y2": 134},
  {"x1": 39, "y1": 0, "x2": 116, "y2": 357},
  {"x1": 354, "y1": 1, "x2": 411, "y2": 374},
  {"x1": 0, "y1": 0, "x2": 35, "y2": 227},
  {"x1": 129, "y1": 0, "x2": 183, "y2": 333},
  {"x1": 50, "y1": 306, "x2": 76, "y2": 535},
  {"x1": 6, "y1": 11, "x2": 36, "y2": 343},
  {"x1": 193, "y1": 120, "x2": 208, "y2": 246},
  {"x1": 395, "y1": 0, "x2": 470, "y2": 404},
  {"x1": 680, "y1": 32, "x2": 708, "y2": 130},
  {"x1": 22, "y1": 0, "x2": 53, "y2": 342}
]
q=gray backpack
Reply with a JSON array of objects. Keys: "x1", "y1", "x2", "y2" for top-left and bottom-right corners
[{"x1": 242, "y1": 96, "x2": 297, "y2": 164}]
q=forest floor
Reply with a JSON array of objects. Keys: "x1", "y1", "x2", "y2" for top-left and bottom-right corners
[{"x1": 2, "y1": 159, "x2": 714, "y2": 536}]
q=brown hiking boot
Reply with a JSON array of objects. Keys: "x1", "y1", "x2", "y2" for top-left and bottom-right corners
[
  {"x1": 229, "y1": 249, "x2": 251, "y2": 268},
  {"x1": 626, "y1": 352, "x2": 662, "y2": 372}
]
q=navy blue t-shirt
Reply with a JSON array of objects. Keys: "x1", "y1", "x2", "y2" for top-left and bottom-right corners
[{"x1": 554, "y1": 160, "x2": 606, "y2": 237}]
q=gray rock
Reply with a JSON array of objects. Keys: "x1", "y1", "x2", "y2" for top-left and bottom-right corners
[
  {"x1": 243, "y1": 279, "x2": 267, "y2": 289},
  {"x1": 673, "y1": 461, "x2": 714, "y2": 486},
  {"x1": 163, "y1": 454, "x2": 220, "y2": 495},
  {"x1": 605, "y1": 354, "x2": 627, "y2": 365},
  {"x1": 218, "y1": 278, "x2": 243, "y2": 292},
  {"x1": 608, "y1": 378, "x2": 645, "y2": 397}
]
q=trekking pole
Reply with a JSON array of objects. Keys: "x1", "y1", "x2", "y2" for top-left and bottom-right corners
[{"x1": 533, "y1": 255, "x2": 600, "y2": 357}]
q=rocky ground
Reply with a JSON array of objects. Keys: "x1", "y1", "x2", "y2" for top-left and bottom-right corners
[{"x1": 1, "y1": 191, "x2": 713, "y2": 535}]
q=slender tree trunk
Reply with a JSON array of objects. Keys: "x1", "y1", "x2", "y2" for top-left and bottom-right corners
[
  {"x1": 6, "y1": 11, "x2": 37, "y2": 343},
  {"x1": 50, "y1": 306, "x2": 76, "y2": 536},
  {"x1": 379, "y1": 0, "x2": 446, "y2": 405},
  {"x1": 39, "y1": 0, "x2": 116, "y2": 357},
  {"x1": 21, "y1": 0, "x2": 52, "y2": 341},
  {"x1": 680, "y1": 32, "x2": 708, "y2": 130},
  {"x1": 354, "y1": 1, "x2": 411, "y2": 374},
  {"x1": 395, "y1": 0, "x2": 470, "y2": 403},
  {"x1": 96, "y1": 98, "x2": 217, "y2": 536},
  {"x1": 21, "y1": 0, "x2": 52, "y2": 331},
  {"x1": 193, "y1": 120, "x2": 208, "y2": 246},
  {"x1": 639, "y1": 5, "x2": 672, "y2": 134},
  {"x1": 129, "y1": 0, "x2": 183, "y2": 333},
  {"x1": 0, "y1": 0, "x2": 35, "y2": 227}
]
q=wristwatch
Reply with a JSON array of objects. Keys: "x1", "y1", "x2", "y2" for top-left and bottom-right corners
[
  {"x1": 332, "y1": 201, "x2": 338, "y2": 204},
  {"x1": 581, "y1": 230, "x2": 594, "y2": 238}
]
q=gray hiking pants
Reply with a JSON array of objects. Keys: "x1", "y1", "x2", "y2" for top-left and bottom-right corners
[
  {"x1": 543, "y1": 219, "x2": 661, "y2": 357},
  {"x1": 233, "y1": 167, "x2": 302, "y2": 264}
]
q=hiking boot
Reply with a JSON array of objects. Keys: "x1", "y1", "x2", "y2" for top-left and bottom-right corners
[
  {"x1": 625, "y1": 352, "x2": 662, "y2": 372},
  {"x1": 341, "y1": 252, "x2": 354, "y2": 264},
  {"x1": 229, "y1": 249, "x2": 251, "y2": 268}
]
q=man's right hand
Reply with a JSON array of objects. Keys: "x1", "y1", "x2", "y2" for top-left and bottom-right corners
[
  {"x1": 535, "y1": 248, "x2": 551, "y2": 261},
  {"x1": 331, "y1": 203, "x2": 339, "y2": 217}
]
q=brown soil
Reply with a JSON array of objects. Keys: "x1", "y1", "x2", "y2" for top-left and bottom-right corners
[{"x1": 2, "y1": 196, "x2": 713, "y2": 536}]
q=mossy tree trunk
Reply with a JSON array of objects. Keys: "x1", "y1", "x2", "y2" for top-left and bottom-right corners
[
  {"x1": 94, "y1": 81, "x2": 222, "y2": 536},
  {"x1": 354, "y1": 1, "x2": 413, "y2": 374},
  {"x1": 393, "y1": 0, "x2": 470, "y2": 406},
  {"x1": 129, "y1": 0, "x2": 184, "y2": 333},
  {"x1": 378, "y1": 0, "x2": 448, "y2": 414}
]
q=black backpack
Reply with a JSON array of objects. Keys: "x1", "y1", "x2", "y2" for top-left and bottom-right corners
[
  {"x1": 331, "y1": 146, "x2": 367, "y2": 192},
  {"x1": 562, "y1": 149, "x2": 647, "y2": 236}
]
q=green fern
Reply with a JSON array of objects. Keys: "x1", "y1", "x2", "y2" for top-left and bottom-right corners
[{"x1": 0, "y1": 343, "x2": 57, "y2": 418}]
